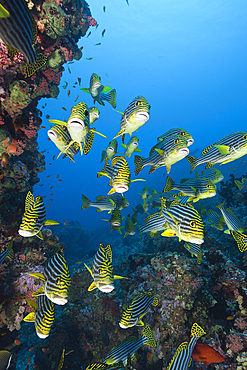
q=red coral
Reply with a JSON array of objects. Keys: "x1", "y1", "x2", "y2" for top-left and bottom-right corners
[
  {"x1": 227, "y1": 334, "x2": 244, "y2": 353},
  {"x1": 2, "y1": 138, "x2": 26, "y2": 156},
  {"x1": 42, "y1": 68, "x2": 62, "y2": 85}
]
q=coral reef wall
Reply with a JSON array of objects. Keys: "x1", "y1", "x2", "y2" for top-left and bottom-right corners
[{"x1": 0, "y1": 0, "x2": 95, "y2": 237}]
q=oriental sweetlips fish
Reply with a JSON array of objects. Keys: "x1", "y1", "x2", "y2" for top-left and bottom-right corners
[
  {"x1": 119, "y1": 291, "x2": 158, "y2": 329},
  {"x1": 184, "y1": 242, "x2": 202, "y2": 264},
  {"x1": 113, "y1": 96, "x2": 151, "y2": 143},
  {"x1": 84, "y1": 243, "x2": 127, "y2": 293},
  {"x1": 0, "y1": 350, "x2": 12, "y2": 370},
  {"x1": 140, "y1": 212, "x2": 168, "y2": 240},
  {"x1": 191, "y1": 343, "x2": 225, "y2": 366},
  {"x1": 135, "y1": 134, "x2": 189, "y2": 175},
  {"x1": 207, "y1": 209, "x2": 225, "y2": 231},
  {"x1": 81, "y1": 194, "x2": 129, "y2": 212},
  {"x1": 101, "y1": 139, "x2": 118, "y2": 162},
  {"x1": 0, "y1": 0, "x2": 47, "y2": 77},
  {"x1": 104, "y1": 325, "x2": 156, "y2": 365},
  {"x1": 24, "y1": 295, "x2": 55, "y2": 339},
  {"x1": 97, "y1": 156, "x2": 145, "y2": 195},
  {"x1": 216, "y1": 200, "x2": 244, "y2": 234},
  {"x1": 27, "y1": 254, "x2": 71, "y2": 305},
  {"x1": 81, "y1": 73, "x2": 116, "y2": 108},
  {"x1": 121, "y1": 136, "x2": 141, "y2": 158},
  {"x1": 18, "y1": 191, "x2": 59, "y2": 239},
  {"x1": 186, "y1": 132, "x2": 247, "y2": 172},
  {"x1": 195, "y1": 168, "x2": 224, "y2": 184},
  {"x1": 235, "y1": 177, "x2": 247, "y2": 191},
  {"x1": 123, "y1": 214, "x2": 136, "y2": 238},
  {"x1": 161, "y1": 199, "x2": 204, "y2": 244},
  {"x1": 49, "y1": 102, "x2": 106, "y2": 155},
  {"x1": 102, "y1": 207, "x2": 125, "y2": 234},
  {"x1": 163, "y1": 176, "x2": 216, "y2": 203},
  {"x1": 0, "y1": 239, "x2": 13, "y2": 265},
  {"x1": 47, "y1": 124, "x2": 80, "y2": 162},
  {"x1": 166, "y1": 323, "x2": 206, "y2": 370},
  {"x1": 89, "y1": 106, "x2": 100, "y2": 124}
]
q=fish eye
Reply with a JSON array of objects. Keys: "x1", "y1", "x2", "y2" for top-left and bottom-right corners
[
  {"x1": 85, "y1": 110, "x2": 89, "y2": 117},
  {"x1": 206, "y1": 184, "x2": 211, "y2": 188},
  {"x1": 135, "y1": 100, "x2": 143, "y2": 106},
  {"x1": 243, "y1": 135, "x2": 247, "y2": 140},
  {"x1": 99, "y1": 268, "x2": 104, "y2": 275},
  {"x1": 174, "y1": 139, "x2": 180, "y2": 144},
  {"x1": 190, "y1": 221, "x2": 196, "y2": 228},
  {"x1": 180, "y1": 132, "x2": 186, "y2": 136}
]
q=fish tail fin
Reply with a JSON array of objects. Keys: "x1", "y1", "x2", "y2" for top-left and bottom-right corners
[
  {"x1": 101, "y1": 89, "x2": 116, "y2": 108},
  {"x1": 97, "y1": 158, "x2": 108, "y2": 178},
  {"x1": 25, "y1": 53, "x2": 48, "y2": 78},
  {"x1": 82, "y1": 194, "x2": 91, "y2": 209},
  {"x1": 230, "y1": 230, "x2": 247, "y2": 252},
  {"x1": 134, "y1": 155, "x2": 144, "y2": 175},
  {"x1": 143, "y1": 325, "x2": 156, "y2": 348},
  {"x1": 152, "y1": 289, "x2": 159, "y2": 306},
  {"x1": 235, "y1": 180, "x2": 244, "y2": 191},
  {"x1": 163, "y1": 176, "x2": 175, "y2": 192},
  {"x1": 186, "y1": 155, "x2": 197, "y2": 173},
  {"x1": 190, "y1": 323, "x2": 206, "y2": 338}
]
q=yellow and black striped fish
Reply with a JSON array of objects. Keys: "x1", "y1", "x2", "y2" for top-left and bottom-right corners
[
  {"x1": 0, "y1": 239, "x2": 13, "y2": 265},
  {"x1": 161, "y1": 199, "x2": 204, "y2": 244},
  {"x1": 183, "y1": 242, "x2": 203, "y2": 264},
  {"x1": 119, "y1": 291, "x2": 158, "y2": 329},
  {"x1": 18, "y1": 192, "x2": 59, "y2": 239},
  {"x1": 186, "y1": 132, "x2": 247, "y2": 172},
  {"x1": 81, "y1": 73, "x2": 116, "y2": 108},
  {"x1": 166, "y1": 323, "x2": 205, "y2": 370},
  {"x1": 156, "y1": 128, "x2": 194, "y2": 147},
  {"x1": 98, "y1": 156, "x2": 145, "y2": 195},
  {"x1": 207, "y1": 209, "x2": 225, "y2": 231},
  {"x1": 135, "y1": 134, "x2": 189, "y2": 175},
  {"x1": 113, "y1": 96, "x2": 150, "y2": 143},
  {"x1": 101, "y1": 139, "x2": 118, "y2": 162},
  {"x1": 47, "y1": 124, "x2": 80, "y2": 162},
  {"x1": 27, "y1": 253, "x2": 71, "y2": 305},
  {"x1": 89, "y1": 106, "x2": 100, "y2": 124},
  {"x1": 216, "y1": 200, "x2": 244, "y2": 234},
  {"x1": 102, "y1": 207, "x2": 124, "y2": 234},
  {"x1": 104, "y1": 325, "x2": 156, "y2": 366},
  {"x1": 124, "y1": 214, "x2": 136, "y2": 238},
  {"x1": 0, "y1": 0, "x2": 47, "y2": 77},
  {"x1": 140, "y1": 212, "x2": 168, "y2": 240},
  {"x1": 195, "y1": 168, "x2": 224, "y2": 184},
  {"x1": 24, "y1": 295, "x2": 55, "y2": 339},
  {"x1": 84, "y1": 243, "x2": 127, "y2": 293},
  {"x1": 0, "y1": 350, "x2": 12, "y2": 370},
  {"x1": 163, "y1": 176, "x2": 216, "y2": 203}
]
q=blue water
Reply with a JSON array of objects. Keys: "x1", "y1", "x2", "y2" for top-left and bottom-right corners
[{"x1": 36, "y1": 0, "x2": 247, "y2": 231}]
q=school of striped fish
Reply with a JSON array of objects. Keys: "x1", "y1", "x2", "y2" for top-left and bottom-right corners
[{"x1": 0, "y1": 2, "x2": 246, "y2": 369}]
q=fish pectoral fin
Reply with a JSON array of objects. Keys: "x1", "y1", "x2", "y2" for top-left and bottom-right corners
[
  {"x1": 0, "y1": 4, "x2": 10, "y2": 17},
  {"x1": 44, "y1": 220, "x2": 60, "y2": 225},
  {"x1": 120, "y1": 144, "x2": 127, "y2": 148},
  {"x1": 135, "y1": 148, "x2": 142, "y2": 152},
  {"x1": 106, "y1": 359, "x2": 115, "y2": 365},
  {"x1": 155, "y1": 148, "x2": 164, "y2": 156},
  {"x1": 26, "y1": 298, "x2": 38, "y2": 312},
  {"x1": 161, "y1": 229, "x2": 177, "y2": 237},
  {"x1": 112, "y1": 130, "x2": 124, "y2": 140},
  {"x1": 23, "y1": 312, "x2": 35, "y2": 322},
  {"x1": 49, "y1": 119, "x2": 67, "y2": 126},
  {"x1": 88, "y1": 282, "x2": 97, "y2": 291},
  {"x1": 84, "y1": 263, "x2": 94, "y2": 277},
  {"x1": 32, "y1": 287, "x2": 45, "y2": 297},
  {"x1": 80, "y1": 88, "x2": 91, "y2": 93},
  {"x1": 136, "y1": 320, "x2": 145, "y2": 326},
  {"x1": 214, "y1": 144, "x2": 230, "y2": 154},
  {"x1": 26, "y1": 272, "x2": 46, "y2": 281},
  {"x1": 224, "y1": 229, "x2": 231, "y2": 234},
  {"x1": 91, "y1": 129, "x2": 107, "y2": 138},
  {"x1": 108, "y1": 188, "x2": 116, "y2": 195},
  {"x1": 101, "y1": 86, "x2": 112, "y2": 93},
  {"x1": 114, "y1": 275, "x2": 128, "y2": 280}
]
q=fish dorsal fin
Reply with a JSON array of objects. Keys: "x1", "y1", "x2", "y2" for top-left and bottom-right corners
[
  {"x1": 95, "y1": 195, "x2": 106, "y2": 201},
  {"x1": 122, "y1": 335, "x2": 137, "y2": 344},
  {"x1": 195, "y1": 171, "x2": 200, "y2": 178},
  {"x1": 191, "y1": 323, "x2": 206, "y2": 338},
  {"x1": 144, "y1": 214, "x2": 153, "y2": 225},
  {"x1": 104, "y1": 244, "x2": 112, "y2": 262},
  {"x1": 25, "y1": 191, "x2": 35, "y2": 212},
  {"x1": 26, "y1": 298, "x2": 37, "y2": 312},
  {"x1": 180, "y1": 178, "x2": 189, "y2": 184},
  {"x1": 169, "y1": 200, "x2": 181, "y2": 208},
  {"x1": 201, "y1": 144, "x2": 214, "y2": 155},
  {"x1": 111, "y1": 156, "x2": 122, "y2": 167},
  {"x1": 226, "y1": 208, "x2": 236, "y2": 216}
]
